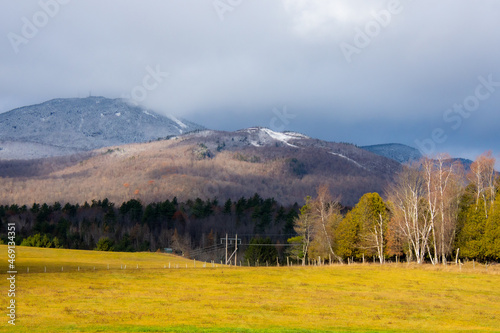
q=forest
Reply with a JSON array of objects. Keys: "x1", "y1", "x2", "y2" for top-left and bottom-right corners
[
  {"x1": 0, "y1": 193, "x2": 300, "y2": 263},
  {"x1": 1, "y1": 152, "x2": 499, "y2": 265},
  {"x1": 290, "y1": 152, "x2": 500, "y2": 265}
]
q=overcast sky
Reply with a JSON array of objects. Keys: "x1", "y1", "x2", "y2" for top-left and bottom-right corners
[{"x1": 1, "y1": 0, "x2": 499, "y2": 163}]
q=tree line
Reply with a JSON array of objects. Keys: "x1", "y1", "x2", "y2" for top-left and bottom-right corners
[
  {"x1": 288, "y1": 152, "x2": 499, "y2": 265},
  {"x1": 1, "y1": 152, "x2": 498, "y2": 265},
  {"x1": 0, "y1": 194, "x2": 299, "y2": 263}
]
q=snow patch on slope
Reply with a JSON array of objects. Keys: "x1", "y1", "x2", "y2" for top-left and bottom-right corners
[
  {"x1": 143, "y1": 110, "x2": 157, "y2": 118},
  {"x1": 250, "y1": 140, "x2": 262, "y2": 147},
  {"x1": 330, "y1": 152, "x2": 366, "y2": 170},
  {"x1": 283, "y1": 131, "x2": 310, "y2": 139},
  {"x1": 261, "y1": 128, "x2": 300, "y2": 148},
  {"x1": 167, "y1": 115, "x2": 188, "y2": 129}
]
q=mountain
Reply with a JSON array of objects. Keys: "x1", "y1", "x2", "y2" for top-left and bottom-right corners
[
  {"x1": 448, "y1": 158, "x2": 473, "y2": 172},
  {"x1": 0, "y1": 96, "x2": 203, "y2": 159},
  {"x1": 361, "y1": 144, "x2": 477, "y2": 173},
  {"x1": 361, "y1": 143, "x2": 422, "y2": 164},
  {"x1": 0, "y1": 127, "x2": 401, "y2": 207}
]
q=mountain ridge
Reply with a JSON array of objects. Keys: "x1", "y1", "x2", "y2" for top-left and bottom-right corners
[
  {"x1": 361, "y1": 143, "x2": 422, "y2": 164},
  {"x1": 0, "y1": 97, "x2": 482, "y2": 206},
  {"x1": 0, "y1": 96, "x2": 204, "y2": 159},
  {"x1": 0, "y1": 127, "x2": 401, "y2": 206}
]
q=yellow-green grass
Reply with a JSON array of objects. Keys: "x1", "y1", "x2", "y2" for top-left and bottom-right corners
[
  {"x1": 1, "y1": 246, "x2": 499, "y2": 333},
  {"x1": 4, "y1": 246, "x2": 202, "y2": 273}
]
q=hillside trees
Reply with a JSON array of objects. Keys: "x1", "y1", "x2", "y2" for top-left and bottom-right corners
[{"x1": 0, "y1": 138, "x2": 399, "y2": 208}]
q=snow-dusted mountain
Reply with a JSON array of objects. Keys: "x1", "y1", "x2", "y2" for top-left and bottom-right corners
[
  {"x1": 361, "y1": 143, "x2": 422, "y2": 164},
  {"x1": 0, "y1": 96, "x2": 203, "y2": 159},
  {"x1": 189, "y1": 127, "x2": 396, "y2": 171},
  {"x1": 0, "y1": 126, "x2": 402, "y2": 206}
]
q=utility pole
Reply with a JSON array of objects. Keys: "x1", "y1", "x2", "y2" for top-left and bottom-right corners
[
  {"x1": 221, "y1": 234, "x2": 239, "y2": 266},
  {"x1": 225, "y1": 233, "x2": 228, "y2": 265},
  {"x1": 234, "y1": 233, "x2": 238, "y2": 267}
]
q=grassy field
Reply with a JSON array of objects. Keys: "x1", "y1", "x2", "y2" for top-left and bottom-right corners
[{"x1": 1, "y1": 245, "x2": 499, "y2": 333}]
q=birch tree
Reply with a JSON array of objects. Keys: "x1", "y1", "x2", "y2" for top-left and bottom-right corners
[
  {"x1": 422, "y1": 157, "x2": 440, "y2": 264},
  {"x1": 309, "y1": 185, "x2": 343, "y2": 263},
  {"x1": 422, "y1": 155, "x2": 464, "y2": 264},
  {"x1": 436, "y1": 155, "x2": 463, "y2": 264},
  {"x1": 387, "y1": 164, "x2": 431, "y2": 264},
  {"x1": 289, "y1": 197, "x2": 313, "y2": 266},
  {"x1": 468, "y1": 151, "x2": 496, "y2": 218}
]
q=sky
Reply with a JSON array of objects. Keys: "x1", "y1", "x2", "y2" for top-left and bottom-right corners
[{"x1": 1, "y1": 0, "x2": 499, "y2": 164}]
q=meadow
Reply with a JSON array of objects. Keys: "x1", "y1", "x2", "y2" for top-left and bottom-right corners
[{"x1": 1, "y1": 245, "x2": 499, "y2": 333}]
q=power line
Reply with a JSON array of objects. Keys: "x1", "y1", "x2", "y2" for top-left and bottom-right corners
[
  {"x1": 238, "y1": 233, "x2": 298, "y2": 236},
  {"x1": 241, "y1": 244, "x2": 295, "y2": 247}
]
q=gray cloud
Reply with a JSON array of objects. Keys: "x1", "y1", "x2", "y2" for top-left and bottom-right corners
[{"x1": 1, "y1": 0, "x2": 499, "y2": 165}]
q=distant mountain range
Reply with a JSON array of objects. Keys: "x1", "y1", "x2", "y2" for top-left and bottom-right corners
[
  {"x1": 0, "y1": 96, "x2": 203, "y2": 159},
  {"x1": 0, "y1": 96, "x2": 432, "y2": 164},
  {"x1": 361, "y1": 143, "x2": 474, "y2": 170},
  {"x1": 0, "y1": 97, "x2": 477, "y2": 206},
  {"x1": 0, "y1": 125, "x2": 401, "y2": 206},
  {"x1": 361, "y1": 143, "x2": 422, "y2": 164}
]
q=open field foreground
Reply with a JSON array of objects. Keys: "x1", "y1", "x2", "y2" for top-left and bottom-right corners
[{"x1": 1, "y1": 246, "x2": 499, "y2": 333}]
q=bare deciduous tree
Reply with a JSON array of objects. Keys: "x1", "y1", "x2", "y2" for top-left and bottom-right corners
[
  {"x1": 435, "y1": 155, "x2": 463, "y2": 264},
  {"x1": 422, "y1": 157, "x2": 440, "y2": 265},
  {"x1": 468, "y1": 151, "x2": 496, "y2": 218},
  {"x1": 422, "y1": 155, "x2": 464, "y2": 264},
  {"x1": 387, "y1": 164, "x2": 431, "y2": 264},
  {"x1": 389, "y1": 156, "x2": 465, "y2": 264},
  {"x1": 292, "y1": 197, "x2": 313, "y2": 266},
  {"x1": 309, "y1": 185, "x2": 343, "y2": 263}
]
